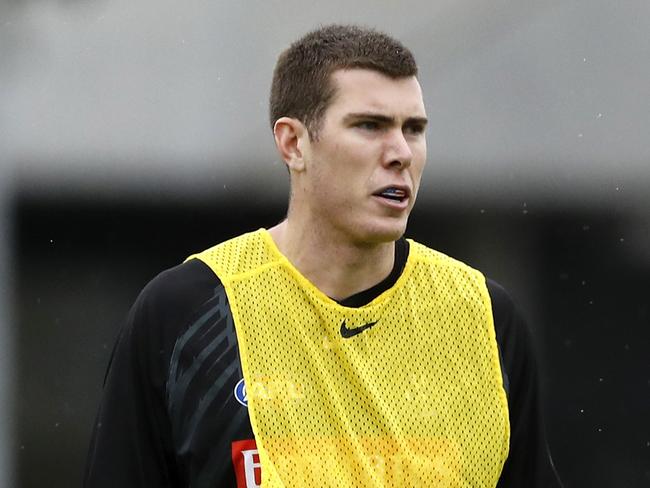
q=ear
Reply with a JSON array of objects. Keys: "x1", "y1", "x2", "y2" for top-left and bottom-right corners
[{"x1": 273, "y1": 117, "x2": 308, "y2": 172}]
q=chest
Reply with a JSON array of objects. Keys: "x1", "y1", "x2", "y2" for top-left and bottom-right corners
[{"x1": 223, "y1": 265, "x2": 509, "y2": 487}]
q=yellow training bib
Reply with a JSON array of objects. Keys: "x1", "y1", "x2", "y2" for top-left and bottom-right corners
[{"x1": 191, "y1": 229, "x2": 509, "y2": 487}]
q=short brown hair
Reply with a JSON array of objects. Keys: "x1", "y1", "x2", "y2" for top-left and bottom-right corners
[{"x1": 269, "y1": 24, "x2": 418, "y2": 138}]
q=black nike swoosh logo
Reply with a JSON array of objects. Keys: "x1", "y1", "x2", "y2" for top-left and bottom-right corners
[{"x1": 340, "y1": 320, "x2": 378, "y2": 338}]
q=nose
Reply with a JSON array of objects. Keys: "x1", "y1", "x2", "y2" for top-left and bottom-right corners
[{"x1": 383, "y1": 128, "x2": 413, "y2": 169}]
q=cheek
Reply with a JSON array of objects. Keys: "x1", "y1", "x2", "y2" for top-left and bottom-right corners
[
  {"x1": 325, "y1": 147, "x2": 369, "y2": 182},
  {"x1": 414, "y1": 159, "x2": 427, "y2": 180},
  {"x1": 413, "y1": 139, "x2": 427, "y2": 163},
  {"x1": 410, "y1": 161, "x2": 427, "y2": 199},
  {"x1": 310, "y1": 138, "x2": 378, "y2": 196},
  {"x1": 413, "y1": 146, "x2": 427, "y2": 177}
]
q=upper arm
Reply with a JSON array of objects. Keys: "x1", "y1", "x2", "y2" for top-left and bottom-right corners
[
  {"x1": 487, "y1": 279, "x2": 564, "y2": 488},
  {"x1": 84, "y1": 259, "x2": 220, "y2": 488},
  {"x1": 84, "y1": 274, "x2": 181, "y2": 488}
]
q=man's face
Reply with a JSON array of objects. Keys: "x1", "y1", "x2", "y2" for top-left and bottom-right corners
[{"x1": 299, "y1": 68, "x2": 427, "y2": 245}]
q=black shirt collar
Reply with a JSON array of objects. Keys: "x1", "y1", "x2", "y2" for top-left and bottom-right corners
[{"x1": 336, "y1": 238, "x2": 409, "y2": 308}]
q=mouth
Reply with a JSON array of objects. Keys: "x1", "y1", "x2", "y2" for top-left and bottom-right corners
[{"x1": 373, "y1": 186, "x2": 411, "y2": 204}]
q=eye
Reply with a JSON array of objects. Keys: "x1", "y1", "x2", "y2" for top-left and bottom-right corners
[
  {"x1": 355, "y1": 121, "x2": 381, "y2": 131},
  {"x1": 404, "y1": 123, "x2": 426, "y2": 136}
]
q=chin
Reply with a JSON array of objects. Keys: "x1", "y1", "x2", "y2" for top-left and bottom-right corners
[{"x1": 354, "y1": 219, "x2": 408, "y2": 245}]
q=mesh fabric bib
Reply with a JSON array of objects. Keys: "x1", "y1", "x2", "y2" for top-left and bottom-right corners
[{"x1": 191, "y1": 229, "x2": 509, "y2": 487}]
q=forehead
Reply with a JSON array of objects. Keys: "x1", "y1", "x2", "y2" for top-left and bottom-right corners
[{"x1": 326, "y1": 69, "x2": 426, "y2": 119}]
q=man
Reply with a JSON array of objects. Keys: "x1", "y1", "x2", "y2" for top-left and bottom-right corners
[{"x1": 84, "y1": 25, "x2": 562, "y2": 487}]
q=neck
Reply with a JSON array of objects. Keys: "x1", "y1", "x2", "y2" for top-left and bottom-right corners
[{"x1": 268, "y1": 219, "x2": 395, "y2": 301}]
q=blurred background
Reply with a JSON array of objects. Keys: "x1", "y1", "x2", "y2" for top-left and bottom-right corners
[{"x1": 2, "y1": 0, "x2": 649, "y2": 486}]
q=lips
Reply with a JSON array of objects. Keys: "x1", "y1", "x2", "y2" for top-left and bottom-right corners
[{"x1": 373, "y1": 185, "x2": 411, "y2": 203}]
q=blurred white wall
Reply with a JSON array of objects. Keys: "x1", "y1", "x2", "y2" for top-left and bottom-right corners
[{"x1": 1, "y1": 0, "x2": 648, "y2": 207}]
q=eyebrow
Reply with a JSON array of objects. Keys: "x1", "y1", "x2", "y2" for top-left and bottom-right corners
[{"x1": 343, "y1": 112, "x2": 428, "y2": 127}]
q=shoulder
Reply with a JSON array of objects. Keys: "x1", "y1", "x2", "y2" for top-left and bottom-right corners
[
  {"x1": 125, "y1": 258, "x2": 225, "y2": 349},
  {"x1": 407, "y1": 239, "x2": 464, "y2": 265},
  {"x1": 484, "y1": 278, "x2": 534, "y2": 361},
  {"x1": 106, "y1": 258, "x2": 228, "y2": 389},
  {"x1": 406, "y1": 240, "x2": 488, "y2": 294},
  {"x1": 407, "y1": 239, "x2": 483, "y2": 275},
  {"x1": 485, "y1": 279, "x2": 518, "y2": 327},
  {"x1": 140, "y1": 258, "x2": 223, "y2": 310},
  {"x1": 188, "y1": 229, "x2": 278, "y2": 281}
]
